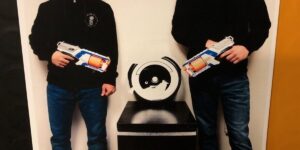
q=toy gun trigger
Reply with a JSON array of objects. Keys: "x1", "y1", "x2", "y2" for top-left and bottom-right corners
[
  {"x1": 217, "y1": 45, "x2": 233, "y2": 56},
  {"x1": 208, "y1": 59, "x2": 220, "y2": 65},
  {"x1": 213, "y1": 45, "x2": 233, "y2": 63},
  {"x1": 200, "y1": 53, "x2": 220, "y2": 66},
  {"x1": 75, "y1": 60, "x2": 84, "y2": 66},
  {"x1": 60, "y1": 51, "x2": 76, "y2": 59}
]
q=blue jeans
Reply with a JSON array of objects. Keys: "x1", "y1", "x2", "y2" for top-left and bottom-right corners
[
  {"x1": 47, "y1": 83, "x2": 108, "y2": 150},
  {"x1": 190, "y1": 73, "x2": 252, "y2": 150}
]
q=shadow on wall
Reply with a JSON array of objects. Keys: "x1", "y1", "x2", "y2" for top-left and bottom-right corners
[{"x1": 0, "y1": 0, "x2": 32, "y2": 149}]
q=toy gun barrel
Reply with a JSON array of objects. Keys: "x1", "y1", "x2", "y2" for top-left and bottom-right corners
[{"x1": 183, "y1": 36, "x2": 234, "y2": 77}]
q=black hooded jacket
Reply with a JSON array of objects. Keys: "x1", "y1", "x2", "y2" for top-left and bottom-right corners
[
  {"x1": 29, "y1": 0, "x2": 118, "y2": 89},
  {"x1": 172, "y1": 0, "x2": 271, "y2": 75}
]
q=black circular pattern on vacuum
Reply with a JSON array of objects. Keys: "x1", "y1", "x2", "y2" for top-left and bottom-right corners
[{"x1": 139, "y1": 65, "x2": 171, "y2": 90}]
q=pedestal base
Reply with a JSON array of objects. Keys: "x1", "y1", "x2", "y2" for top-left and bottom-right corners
[{"x1": 117, "y1": 101, "x2": 197, "y2": 150}]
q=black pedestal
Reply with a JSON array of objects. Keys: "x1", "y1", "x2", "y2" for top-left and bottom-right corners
[{"x1": 117, "y1": 101, "x2": 197, "y2": 150}]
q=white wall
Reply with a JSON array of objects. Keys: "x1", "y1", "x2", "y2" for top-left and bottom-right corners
[{"x1": 17, "y1": 0, "x2": 279, "y2": 150}]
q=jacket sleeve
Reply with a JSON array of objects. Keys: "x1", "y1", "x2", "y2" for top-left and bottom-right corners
[
  {"x1": 29, "y1": 3, "x2": 56, "y2": 61},
  {"x1": 242, "y1": 0, "x2": 271, "y2": 53},
  {"x1": 101, "y1": 5, "x2": 118, "y2": 86}
]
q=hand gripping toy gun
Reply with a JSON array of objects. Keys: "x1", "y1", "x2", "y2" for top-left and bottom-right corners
[
  {"x1": 183, "y1": 36, "x2": 234, "y2": 77},
  {"x1": 57, "y1": 42, "x2": 111, "y2": 72}
]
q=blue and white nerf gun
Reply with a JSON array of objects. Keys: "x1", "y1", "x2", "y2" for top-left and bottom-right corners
[
  {"x1": 183, "y1": 36, "x2": 234, "y2": 77},
  {"x1": 57, "y1": 42, "x2": 111, "y2": 72}
]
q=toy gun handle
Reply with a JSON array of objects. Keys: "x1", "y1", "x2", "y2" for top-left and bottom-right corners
[
  {"x1": 57, "y1": 42, "x2": 80, "y2": 57},
  {"x1": 211, "y1": 36, "x2": 234, "y2": 59}
]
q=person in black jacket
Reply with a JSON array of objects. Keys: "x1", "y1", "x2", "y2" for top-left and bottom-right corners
[
  {"x1": 172, "y1": 0, "x2": 271, "y2": 149},
  {"x1": 29, "y1": 0, "x2": 118, "y2": 149}
]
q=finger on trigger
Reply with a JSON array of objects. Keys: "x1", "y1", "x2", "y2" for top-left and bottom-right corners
[
  {"x1": 57, "y1": 64, "x2": 65, "y2": 68},
  {"x1": 61, "y1": 59, "x2": 70, "y2": 64},
  {"x1": 226, "y1": 53, "x2": 235, "y2": 60},
  {"x1": 232, "y1": 57, "x2": 239, "y2": 63},
  {"x1": 230, "y1": 56, "x2": 237, "y2": 62},
  {"x1": 60, "y1": 63, "x2": 67, "y2": 67},
  {"x1": 220, "y1": 50, "x2": 231, "y2": 58},
  {"x1": 59, "y1": 62, "x2": 67, "y2": 67},
  {"x1": 63, "y1": 54, "x2": 74, "y2": 61}
]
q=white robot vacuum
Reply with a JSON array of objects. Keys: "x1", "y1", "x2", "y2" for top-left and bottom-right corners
[{"x1": 128, "y1": 57, "x2": 181, "y2": 101}]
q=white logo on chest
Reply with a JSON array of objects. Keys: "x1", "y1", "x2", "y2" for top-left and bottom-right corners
[{"x1": 85, "y1": 13, "x2": 98, "y2": 28}]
